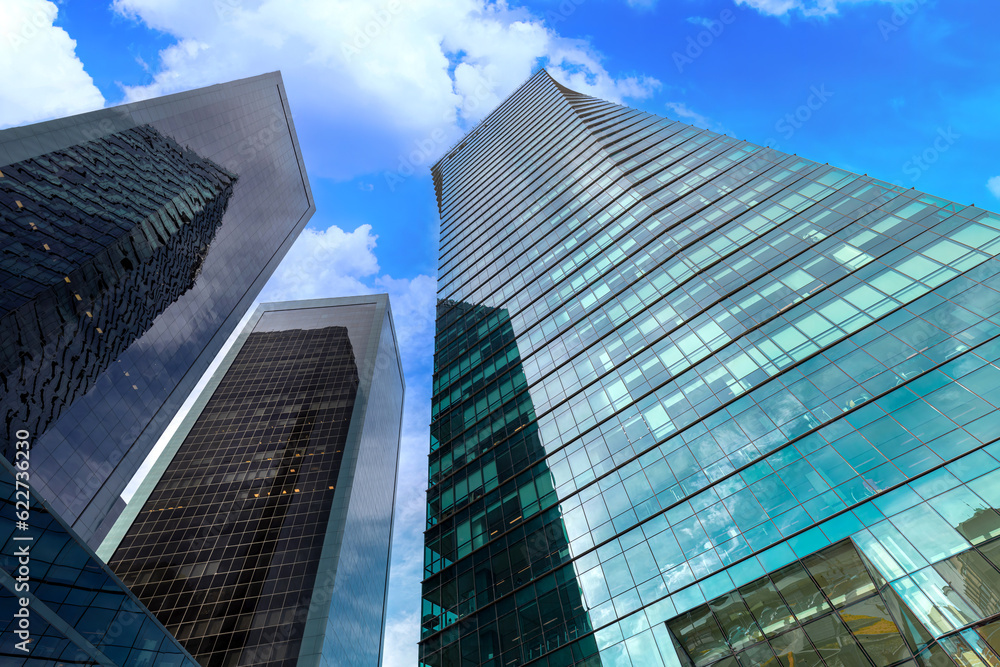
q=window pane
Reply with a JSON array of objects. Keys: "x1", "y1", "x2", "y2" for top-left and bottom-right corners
[
  {"x1": 932, "y1": 551, "x2": 1000, "y2": 621},
  {"x1": 892, "y1": 574, "x2": 961, "y2": 636},
  {"x1": 738, "y1": 578, "x2": 796, "y2": 638},
  {"x1": 708, "y1": 592, "x2": 763, "y2": 651},
  {"x1": 802, "y1": 613, "x2": 872, "y2": 667},
  {"x1": 839, "y1": 597, "x2": 911, "y2": 666},
  {"x1": 710, "y1": 657, "x2": 740, "y2": 667},
  {"x1": 938, "y1": 634, "x2": 992, "y2": 667},
  {"x1": 880, "y1": 583, "x2": 935, "y2": 653},
  {"x1": 960, "y1": 628, "x2": 1000, "y2": 667},
  {"x1": 890, "y1": 505, "x2": 970, "y2": 564},
  {"x1": 771, "y1": 561, "x2": 830, "y2": 623},
  {"x1": 977, "y1": 620, "x2": 1000, "y2": 659},
  {"x1": 978, "y1": 538, "x2": 1000, "y2": 573},
  {"x1": 929, "y1": 487, "x2": 1000, "y2": 545},
  {"x1": 915, "y1": 642, "x2": 960, "y2": 667},
  {"x1": 770, "y1": 627, "x2": 824, "y2": 667},
  {"x1": 803, "y1": 540, "x2": 876, "y2": 607},
  {"x1": 736, "y1": 642, "x2": 777, "y2": 667},
  {"x1": 666, "y1": 605, "x2": 730, "y2": 667}
]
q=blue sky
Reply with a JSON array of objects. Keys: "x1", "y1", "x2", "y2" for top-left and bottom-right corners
[{"x1": 1, "y1": 0, "x2": 998, "y2": 665}]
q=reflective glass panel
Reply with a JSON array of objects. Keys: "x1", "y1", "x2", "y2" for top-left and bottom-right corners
[
  {"x1": 929, "y1": 488, "x2": 1000, "y2": 545},
  {"x1": 771, "y1": 561, "x2": 830, "y2": 623},
  {"x1": 802, "y1": 613, "x2": 873, "y2": 667},
  {"x1": 932, "y1": 551, "x2": 1000, "y2": 621},
  {"x1": 979, "y1": 621, "x2": 1000, "y2": 660},
  {"x1": 916, "y1": 642, "x2": 961, "y2": 667},
  {"x1": 738, "y1": 578, "x2": 796, "y2": 638},
  {"x1": 667, "y1": 606, "x2": 730, "y2": 666},
  {"x1": 839, "y1": 597, "x2": 911, "y2": 666},
  {"x1": 880, "y1": 583, "x2": 936, "y2": 653},
  {"x1": 709, "y1": 592, "x2": 764, "y2": 651},
  {"x1": 736, "y1": 642, "x2": 777, "y2": 667},
  {"x1": 803, "y1": 540, "x2": 876, "y2": 607},
  {"x1": 769, "y1": 627, "x2": 824, "y2": 667}
]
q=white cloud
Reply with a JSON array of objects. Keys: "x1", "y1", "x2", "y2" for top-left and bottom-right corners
[
  {"x1": 665, "y1": 101, "x2": 726, "y2": 134},
  {"x1": 382, "y1": 610, "x2": 421, "y2": 667},
  {"x1": 0, "y1": 0, "x2": 105, "y2": 129},
  {"x1": 257, "y1": 224, "x2": 437, "y2": 395},
  {"x1": 258, "y1": 224, "x2": 380, "y2": 301},
  {"x1": 377, "y1": 273, "x2": 437, "y2": 361},
  {"x1": 257, "y1": 223, "x2": 436, "y2": 359},
  {"x1": 988, "y1": 175, "x2": 1000, "y2": 200},
  {"x1": 110, "y1": 0, "x2": 660, "y2": 179},
  {"x1": 734, "y1": 0, "x2": 896, "y2": 17}
]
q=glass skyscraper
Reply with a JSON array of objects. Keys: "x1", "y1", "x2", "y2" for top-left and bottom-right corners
[
  {"x1": 421, "y1": 69, "x2": 1000, "y2": 667},
  {"x1": 99, "y1": 296, "x2": 404, "y2": 667},
  {"x1": 0, "y1": 457, "x2": 200, "y2": 666},
  {"x1": 0, "y1": 72, "x2": 314, "y2": 547}
]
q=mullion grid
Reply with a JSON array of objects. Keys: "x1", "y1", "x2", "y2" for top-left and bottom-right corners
[{"x1": 419, "y1": 262, "x2": 1000, "y2": 654}]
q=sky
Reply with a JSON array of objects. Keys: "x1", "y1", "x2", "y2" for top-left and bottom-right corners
[{"x1": 1, "y1": 0, "x2": 998, "y2": 665}]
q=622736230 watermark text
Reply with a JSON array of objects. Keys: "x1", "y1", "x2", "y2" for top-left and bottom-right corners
[{"x1": 10, "y1": 429, "x2": 33, "y2": 653}]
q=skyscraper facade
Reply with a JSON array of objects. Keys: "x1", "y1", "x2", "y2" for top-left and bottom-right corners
[
  {"x1": 0, "y1": 72, "x2": 314, "y2": 547},
  {"x1": 0, "y1": 458, "x2": 200, "y2": 666},
  {"x1": 99, "y1": 296, "x2": 403, "y2": 667},
  {"x1": 421, "y1": 69, "x2": 1000, "y2": 667}
]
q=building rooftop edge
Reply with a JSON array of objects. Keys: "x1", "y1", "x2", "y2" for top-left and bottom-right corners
[
  {"x1": 0, "y1": 71, "x2": 286, "y2": 137},
  {"x1": 431, "y1": 67, "x2": 564, "y2": 175},
  {"x1": 256, "y1": 294, "x2": 390, "y2": 312}
]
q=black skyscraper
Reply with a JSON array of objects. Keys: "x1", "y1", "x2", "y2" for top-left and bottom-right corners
[{"x1": 100, "y1": 297, "x2": 404, "y2": 667}]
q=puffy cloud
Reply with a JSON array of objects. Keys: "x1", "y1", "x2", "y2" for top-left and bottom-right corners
[
  {"x1": 734, "y1": 0, "x2": 896, "y2": 17},
  {"x1": 0, "y1": 0, "x2": 104, "y2": 129},
  {"x1": 110, "y1": 0, "x2": 659, "y2": 179},
  {"x1": 988, "y1": 175, "x2": 1000, "y2": 200},
  {"x1": 257, "y1": 224, "x2": 380, "y2": 301},
  {"x1": 376, "y1": 273, "x2": 437, "y2": 362}
]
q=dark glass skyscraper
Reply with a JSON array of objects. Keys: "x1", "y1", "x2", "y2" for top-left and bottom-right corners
[
  {"x1": 421, "y1": 69, "x2": 1000, "y2": 667},
  {"x1": 99, "y1": 296, "x2": 403, "y2": 667},
  {"x1": 0, "y1": 72, "x2": 314, "y2": 547}
]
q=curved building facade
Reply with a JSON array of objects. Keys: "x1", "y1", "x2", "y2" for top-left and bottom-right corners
[{"x1": 421, "y1": 69, "x2": 1000, "y2": 667}]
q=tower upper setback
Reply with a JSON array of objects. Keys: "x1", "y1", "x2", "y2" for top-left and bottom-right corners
[
  {"x1": 422, "y1": 69, "x2": 1000, "y2": 667},
  {"x1": 0, "y1": 72, "x2": 315, "y2": 547}
]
